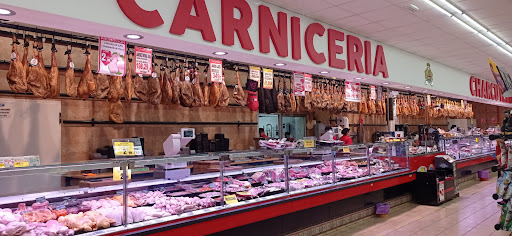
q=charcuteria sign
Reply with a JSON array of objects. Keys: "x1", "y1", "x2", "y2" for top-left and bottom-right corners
[{"x1": 116, "y1": 0, "x2": 389, "y2": 78}]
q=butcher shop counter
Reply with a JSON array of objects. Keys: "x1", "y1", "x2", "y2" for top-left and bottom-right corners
[{"x1": 0, "y1": 142, "x2": 411, "y2": 236}]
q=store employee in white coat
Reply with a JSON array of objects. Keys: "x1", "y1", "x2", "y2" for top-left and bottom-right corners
[{"x1": 320, "y1": 126, "x2": 335, "y2": 141}]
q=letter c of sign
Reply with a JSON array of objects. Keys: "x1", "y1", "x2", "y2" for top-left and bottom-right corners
[{"x1": 117, "y1": 0, "x2": 164, "y2": 28}]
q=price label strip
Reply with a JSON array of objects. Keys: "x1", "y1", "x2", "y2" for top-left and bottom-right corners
[
  {"x1": 224, "y1": 194, "x2": 239, "y2": 204},
  {"x1": 304, "y1": 140, "x2": 315, "y2": 148},
  {"x1": 14, "y1": 162, "x2": 29, "y2": 168},
  {"x1": 342, "y1": 146, "x2": 350, "y2": 153}
]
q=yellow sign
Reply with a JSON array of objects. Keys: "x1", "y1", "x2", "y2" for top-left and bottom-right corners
[
  {"x1": 263, "y1": 68, "x2": 273, "y2": 89},
  {"x1": 0, "y1": 163, "x2": 4, "y2": 168},
  {"x1": 224, "y1": 194, "x2": 239, "y2": 204},
  {"x1": 14, "y1": 162, "x2": 29, "y2": 168},
  {"x1": 114, "y1": 142, "x2": 135, "y2": 156},
  {"x1": 304, "y1": 139, "x2": 315, "y2": 148},
  {"x1": 113, "y1": 167, "x2": 132, "y2": 181},
  {"x1": 249, "y1": 66, "x2": 261, "y2": 87},
  {"x1": 342, "y1": 146, "x2": 350, "y2": 153},
  {"x1": 476, "y1": 138, "x2": 479, "y2": 142}
]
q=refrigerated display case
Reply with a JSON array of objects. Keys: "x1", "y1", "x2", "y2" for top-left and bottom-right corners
[
  {"x1": 439, "y1": 135, "x2": 495, "y2": 160},
  {"x1": 0, "y1": 142, "x2": 410, "y2": 236}
]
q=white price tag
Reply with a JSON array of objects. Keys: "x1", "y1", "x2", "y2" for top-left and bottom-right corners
[
  {"x1": 135, "y1": 46, "x2": 152, "y2": 75},
  {"x1": 209, "y1": 59, "x2": 223, "y2": 83}
]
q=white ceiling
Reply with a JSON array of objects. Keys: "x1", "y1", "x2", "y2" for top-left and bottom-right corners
[{"x1": 262, "y1": 0, "x2": 512, "y2": 82}]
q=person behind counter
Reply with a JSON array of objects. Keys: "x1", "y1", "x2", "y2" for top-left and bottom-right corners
[
  {"x1": 259, "y1": 128, "x2": 268, "y2": 138},
  {"x1": 285, "y1": 132, "x2": 294, "y2": 142},
  {"x1": 320, "y1": 126, "x2": 335, "y2": 141},
  {"x1": 339, "y1": 128, "x2": 353, "y2": 145}
]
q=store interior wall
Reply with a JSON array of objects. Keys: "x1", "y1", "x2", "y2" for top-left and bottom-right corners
[{"x1": 472, "y1": 102, "x2": 507, "y2": 129}]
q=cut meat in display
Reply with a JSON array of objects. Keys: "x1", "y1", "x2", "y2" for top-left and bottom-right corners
[
  {"x1": 147, "y1": 61, "x2": 162, "y2": 105},
  {"x1": 94, "y1": 73, "x2": 109, "y2": 99},
  {"x1": 6, "y1": 35, "x2": 27, "y2": 93},
  {"x1": 77, "y1": 46, "x2": 96, "y2": 99},
  {"x1": 232, "y1": 66, "x2": 246, "y2": 106},
  {"x1": 180, "y1": 61, "x2": 194, "y2": 107},
  {"x1": 48, "y1": 41, "x2": 60, "y2": 98},
  {"x1": 27, "y1": 40, "x2": 48, "y2": 98},
  {"x1": 124, "y1": 53, "x2": 133, "y2": 102},
  {"x1": 107, "y1": 76, "x2": 123, "y2": 103},
  {"x1": 64, "y1": 45, "x2": 77, "y2": 97}
]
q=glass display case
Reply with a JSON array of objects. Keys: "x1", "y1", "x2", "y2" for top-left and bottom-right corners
[
  {"x1": 439, "y1": 135, "x2": 495, "y2": 160},
  {"x1": 0, "y1": 143, "x2": 410, "y2": 235}
]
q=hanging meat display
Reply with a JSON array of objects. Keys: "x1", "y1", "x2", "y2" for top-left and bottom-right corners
[
  {"x1": 304, "y1": 79, "x2": 312, "y2": 112},
  {"x1": 124, "y1": 52, "x2": 133, "y2": 102},
  {"x1": 6, "y1": 34, "x2": 27, "y2": 93},
  {"x1": 147, "y1": 58, "x2": 162, "y2": 105},
  {"x1": 170, "y1": 61, "x2": 181, "y2": 105},
  {"x1": 22, "y1": 36, "x2": 30, "y2": 82},
  {"x1": 232, "y1": 66, "x2": 246, "y2": 106},
  {"x1": 48, "y1": 38, "x2": 60, "y2": 98},
  {"x1": 180, "y1": 60, "x2": 194, "y2": 107},
  {"x1": 107, "y1": 75, "x2": 123, "y2": 103},
  {"x1": 109, "y1": 100, "x2": 124, "y2": 124},
  {"x1": 133, "y1": 73, "x2": 147, "y2": 102},
  {"x1": 277, "y1": 77, "x2": 285, "y2": 112},
  {"x1": 64, "y1": 44, "x2": 77, "y2": 97},
  {"x1": 359, "y1": 91, "x2": 368, "y2": 114},
  {"x1": 217, "y1": 68, "x2": 230, "y2": 108},
  {"x1": 202, "y1": 65, "x2": 210, "y2": 106},
  {"x1": 94, "y1": 73, "x2": 109, "y2": 99},
  {"x1": 208, "y1": 65, "x2": 220, "y2": 107},
  {"x1": 77, "y1": 45, "x2": 95, "y2": 99},
  {"x1": 191, "y1": 61, "x2": 204, "y2": 107},
  {"x1": 161, "y1": 59, "x2": 173, "y2": 105}
]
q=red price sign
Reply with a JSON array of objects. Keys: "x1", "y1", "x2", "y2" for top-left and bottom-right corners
[
  {"x1": 210, "y1": 59, "x2": 223, "y2": 83},
  {"x1": 304, "y1": 74, "x2": 312, "y2": 92},
  {"x1": 293, "y1": 71, "x2": 305, "y2": 96},
  {"x1": 135, "y1": 46, "x2": 152, "y2": 75}
]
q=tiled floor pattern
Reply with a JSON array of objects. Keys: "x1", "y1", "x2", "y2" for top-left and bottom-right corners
[{"x1": 318, "y1": 176, "x2": 511, "y2": 236}]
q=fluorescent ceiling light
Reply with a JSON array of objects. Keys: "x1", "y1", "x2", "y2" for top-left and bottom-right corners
[
  {"x1": 423, "y1": 0, "x2": 451, "y2": 16},
  {"x1": 405, "y1": 86, "x2": 411, "y2": 89},
  {"x1": 451, "y1": 16, "x2": 478, "y2": 34},
  {"x1": 497, "y1": 45, "x2": 510, "y2": 55},
  {"x1": 354, "y1": 78, "x2": 363, "y2": 80},
  {"x1": 0, "y1": 8, "x2": 15, "y2": 16},
  {"x1": 437, "y1": 0, "x2": 462, "y2": 14},
  {"x1": 123, "y1": 34, "x2": 143, "y2": 40},
  {"x1": 486, "y1": 32, "x2": 506, "y2": 45},
  {"x1": 505, "y1": 44, "x2": 512, "y2": 52},
  {"x1": 382, "y1": 82, "x2": 390, "y2": 85},
  {"x1": 461, "y1": 14, "x2": 486, "y2": 32},
  {"x1": 319, "y1": 71, "x2": 329, "y2": 74},
  {"x1": 274, "y1": 63, "x2": 286, "y2": 66},
  {"x1": 477, "y1": 33, "x2": 498, "y2": 46},
  {"x1": 213, "y1": 51, "x2": 228, "y2": 56}
]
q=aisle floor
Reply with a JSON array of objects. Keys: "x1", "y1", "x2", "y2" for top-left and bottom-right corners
[{"x1": 318, "y1": 176, "x2": 510, "y2": 236}]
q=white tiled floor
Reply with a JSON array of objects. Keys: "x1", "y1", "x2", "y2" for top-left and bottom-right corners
[{"x1": 318, "y1": 176, "x2": 512, "y2": 236}]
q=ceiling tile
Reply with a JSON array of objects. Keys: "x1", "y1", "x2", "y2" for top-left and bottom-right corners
[{"x1": 339, "y1": 0, "x2": 392, "y2": 14}]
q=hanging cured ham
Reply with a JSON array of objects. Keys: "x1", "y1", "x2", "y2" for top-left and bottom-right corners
[
  {"x1": 64, "y1": 45, "x2": 77, "y2": 97},
  {"x1": 232, "y1": 66, "x2": 246, "y2": 106},
  {"x1": 201, "y1": 65, "x2": 209, "y2": 106},
  {"x1": 37, "y1": 38, "x2": 50, "y2": 98},
  {"x1": 147, "y1": 59, "x2": 162, "y2": 105},
  {"x1": 108, "y1": 76, "x2": 123, "y2": 103},
  {"x1": 209, "y1": 67, "x2": 220, "y2": 107},
  {"x1": 48, "y1": 40, "x2": 60, "y2": 98},
  {"x1": 133, "y1": 74, "x2": 147, "y2": 102},
  {"x1": 277, "y1": 77, "x2": 285, "y2": 112},
  {"x1": 191, "y1": 62, "x2": 204, "y2": 107},
  {"x1": 171, "y1": 62, "x2": 181, "y2": 105},
  {"x1": 124, "y1": 53, "x2": 133, "y2": 102},
  {"x1": 109, "y1": 100, "x2": 124, "y2": 124},
  {"x1": 22, "y1": 36, "x2": 30, "y2": 81},
  {"x1": 217, "y1": 69, "x2": 230, "y2": 108},
  {"x1": 77, "y1": 45, "x2": 96, "y2": 99},
  {"x1": 304, "y1": 79, "x2": 312, "y2": 112},
  {"x1": 94, "y1": 73, "x2": 109, "y2": 99},
  {"x1": 161, "y1": 61, "x2": 173, "y2": 105},
  {"x1": 6, "y1": 34, "x2": 27, "y2": 93},
  {"x1": 180, "y1": 61, "x2": 194, "y2": 107}
]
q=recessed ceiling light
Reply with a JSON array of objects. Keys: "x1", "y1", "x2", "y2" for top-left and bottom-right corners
[
  {"x1": 0, "y1": 8, "x2": 15, "y2": 16},
  {"x1": 354, "y1": 78, "x2": 363, "y2": 80},
  {"x1": 274, "y1": 63, "x2": 286, "y2": 66},
  {"x1": 405, "y1": 86, "x2": 411, "y2": 89},
  {"x1": 382, "y1": 82, "x2": 390, "y2": 85},
  {"x1": 213, "y1": 51, "x2": 227, "y2": 56},
  {"x1": 123, "y1": 34, "x2": 143, "y2": 40},
  {"x1": 319, "y1": 71, "x2": 329, "y2": 74}
]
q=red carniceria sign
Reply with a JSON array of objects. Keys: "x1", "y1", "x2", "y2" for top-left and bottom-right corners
[
  {"x1": 470, "y1": 76, "x2": 512, "y2": 103},
  {"x1": 116, "y1": 0, "x2": 389, "y2": 78}
]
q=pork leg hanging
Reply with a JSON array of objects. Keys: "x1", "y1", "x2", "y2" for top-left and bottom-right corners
[
  {"x1": 191, "y1": 61, "x2": 204, "y2": 107},
  {"x1": 124, "y1": 52, "x2": 133, "y2": 102},
  {"x1": 64, "y1": 45, "x2": 77, "y2": 97},
  {"x1": 209, "y1": 66, "x2": 220, "y2": 107},
  {"x1": 109, "y1": 100, "x2": 124, "y2": 124},
  {"x1": 6, "y1": 34, "x2": 27, "y2": 93},
  {"x1": 170, "y1": 61, "x2": 181, "y2": 105},
  {"x1": 48, "y1": 39, "x2": 60, "y2": 98},
  {"x1": 27, "y1": 40, "x2": 48, "y2": 98},
  {"x1": 22, "y1": 36, "x2": 30, "y2": 81},
  {"x1": 108, "y1": 75, "x2": 123, "y2": 103},
  {"x1": 77, "y1": 45, "x2": 96, "y2": 99},
  {"x1": 161, "y1": 59, "x2": 173, "y2": 105},
  {"x1": 180, "y1": 60, "x2": 194, "y2": 107},
  {"x1": 232, "y1": 66, "x2": 246, "y2": 106},
  {"x1": 217, "y1": 69, "x2": 230, "y2": 108},
  {"x1": 147, "y1": 58, "x2": 162, "y2": 105},
  {"x1": 202, "y1": 65, "x2": 210, "y2": 106},
  {"x1": 94, "y1": 73, "x2": 109, "y2": 99}
]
